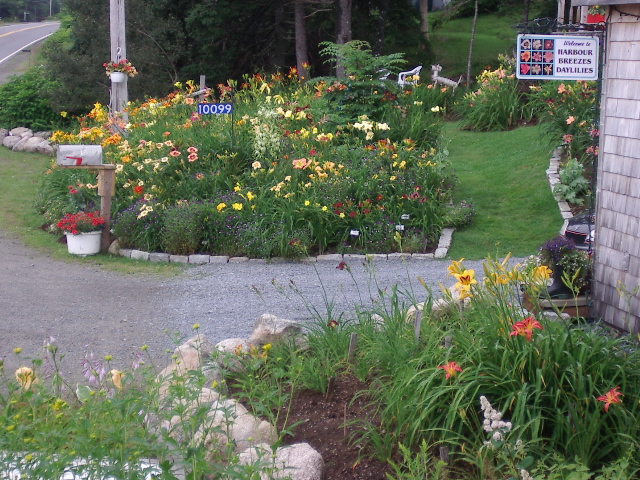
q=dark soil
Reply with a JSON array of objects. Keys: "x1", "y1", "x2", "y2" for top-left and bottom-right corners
[{"x1": 273, "y1": 375, "x2": 391, "y2": 479}]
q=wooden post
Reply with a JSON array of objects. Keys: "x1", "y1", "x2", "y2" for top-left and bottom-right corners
[
  {"x1": 97, "y1": 166, "x2": 117, "y2": 252},
  {"x1": 199, "y1": 75, "x2": 206, "y2": 102},
  {"x1": 110, "y1": 0, "x2": 128, "y2": 120},
  {"x1": 557, "y1": 0, "x2": 566, "y2": 24}
]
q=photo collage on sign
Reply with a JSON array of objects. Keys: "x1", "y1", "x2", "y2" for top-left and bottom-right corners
[{"x1": 519, "y1": 37, "x2": 555, "y2": 77}]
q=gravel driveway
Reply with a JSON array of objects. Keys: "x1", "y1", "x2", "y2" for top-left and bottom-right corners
[{"x1": 0, "y1": 229, "x2": 509, "y2": 384}]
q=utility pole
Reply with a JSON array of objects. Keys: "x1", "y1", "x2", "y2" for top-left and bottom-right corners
[{"x1": 109, "y1": 0, "x2": 128, "y2": 121}]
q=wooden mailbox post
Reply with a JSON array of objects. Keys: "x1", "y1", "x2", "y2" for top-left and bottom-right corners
[{"x1": 57, "y1": 145, "x2": 116, "y2": 253}]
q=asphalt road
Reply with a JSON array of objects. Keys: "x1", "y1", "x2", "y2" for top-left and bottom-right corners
[
  {"x1": 0, "y1": 228, "x2": 514, "y2": 385},
  {"x1": 0, "y1": 21, "x2": 60, "y2": 83}
]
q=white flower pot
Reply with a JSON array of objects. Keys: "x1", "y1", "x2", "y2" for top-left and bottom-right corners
[
  {"x1": 110, "y1": 71, "x2": 126, "y2": 83},
  {"x1": 66, "y1": 231, "x2": 102, "y2": 256}
]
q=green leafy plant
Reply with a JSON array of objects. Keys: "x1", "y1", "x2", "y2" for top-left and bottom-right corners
[
  {"x1": 455, "y1": 59, "x2": 530, "y2": 131},
  {"x1": 554, "y1": 158, "x2": 590, "y2": 205},
  {"x1": 0, "y1": 66, "x2": 62, "y2": 130}
]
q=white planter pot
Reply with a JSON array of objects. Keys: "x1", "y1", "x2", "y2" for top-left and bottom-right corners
[
  {"x1": 66, "y1": 231, "x2": 101, "y2": 256},
  {"x1": 110, "y1": 71, "x2": 126, "y2": 83}
]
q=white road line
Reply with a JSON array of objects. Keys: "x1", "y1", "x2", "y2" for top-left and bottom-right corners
[{"x1": 0, "y1": 32, "x2": 55, "y2": 65}]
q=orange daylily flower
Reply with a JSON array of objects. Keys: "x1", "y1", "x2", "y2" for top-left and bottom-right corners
[
  {"x1": 509, "y1": 316, "x2": 543, "y2": 342},
  {"x1": 438, "y1": 361, "x2": 462, "y2": 380},
  {"x1": 597, "y1": 386, "x2": 623, "y2": 412}
]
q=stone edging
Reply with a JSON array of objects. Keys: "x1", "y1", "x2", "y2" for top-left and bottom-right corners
[
  {"x1": 112, "y1": 227, "x2": 455, "y2": 265},
  {"x1": 546, "y1": 146, "x2": 574, "y2": 235}
]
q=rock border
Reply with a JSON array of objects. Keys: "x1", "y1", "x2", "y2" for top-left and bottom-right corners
[
  {"x1": 0, "y1": 127, "x2": 55, "y2": 156},
  {"x1": 546, "y1": 146, "x2": 575, "y2": 235},
  {"x1": 110, "y1": 227, "x2": 456, "y2": 264}
]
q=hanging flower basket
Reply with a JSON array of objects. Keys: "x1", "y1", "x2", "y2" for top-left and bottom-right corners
[
  {"x1": 103, "y1": 59, "x2": 138, "y2": 80},
  {"x1": 110, "y1": 71, "x2": 126, "y2": 83}
]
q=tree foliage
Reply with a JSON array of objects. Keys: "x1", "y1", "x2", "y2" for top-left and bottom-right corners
[{"x1": 38, "y1": 0, "x2": 433, "y2": 115}]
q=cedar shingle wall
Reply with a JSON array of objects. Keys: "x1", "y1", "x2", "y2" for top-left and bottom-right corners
[{"x1": 594, "y1": 4, "x2": 640, "y2": 332}]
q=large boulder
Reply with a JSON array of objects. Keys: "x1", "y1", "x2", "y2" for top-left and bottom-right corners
[
  {"x1": 237, "y1": 442, "x2": 325, "y2": 480},
  {"x1": 9, "y1": 127, "x2": 31, "y2": 137},
  {"x1": 36, "y1": 140, "x2": 55, "y2": 156},
  {"x1": 249, "y1": 313, "x2": 303, "y2": 346},
  {"x1": 16, "y1": 136, "x2": 46, "y2": 153},
  {"x1": 2, "y1": 135, "x2": 22, "y2": 149},
  {"x1": 194, "y1": 397, "x2": 277, "y2": 457}
]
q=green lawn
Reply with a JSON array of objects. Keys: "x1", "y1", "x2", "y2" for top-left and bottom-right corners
[
  {"x1": 430, "y1": 11, "x2": 521, "y2": 79},
  {"x1": 445, "y1": 121, "x2": 563, "y2": 259}
]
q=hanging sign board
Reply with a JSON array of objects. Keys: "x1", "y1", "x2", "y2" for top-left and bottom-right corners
[
  {"x1": 197, "y1": 103, "x2": 233, "y2": 115},
  {"x1": 56, "y1": 145, "x2": 103, "y2": 166},
  {"x1": 516, "y1": 34, "x2": 599, "y2": 81}
]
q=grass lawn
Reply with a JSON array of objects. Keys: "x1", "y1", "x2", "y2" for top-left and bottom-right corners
[
  {"x1": 0, "y1": 149, "x2": 184, "y2": 276},
  {"x1": 430, "y1": 11, "x2": 521, "y2": 79},
  {"x1": 444, "y1": 121, "x2": 562, "y2": 259}
]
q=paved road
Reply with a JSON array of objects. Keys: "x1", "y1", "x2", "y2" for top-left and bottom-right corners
[
  {"x1": 0, "y1": 228, "x2": 520, "y2": 384},
  {"x1": 0, "y1": 21, "x2": 60, "y2": 83}
]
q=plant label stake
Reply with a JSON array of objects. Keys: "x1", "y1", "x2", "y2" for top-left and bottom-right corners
[
  {"x1": 347, "y1": 332, "x2": 358, "y2": 363},
  {"x1": 413, "y1": 308, "x2": 422, "y2": 342}
]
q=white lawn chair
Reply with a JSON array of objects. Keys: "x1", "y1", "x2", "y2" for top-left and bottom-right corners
[{"x1": 397, "y1": 66, "x2": 422, "y2": 86}]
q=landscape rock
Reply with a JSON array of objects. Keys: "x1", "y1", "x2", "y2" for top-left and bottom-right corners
[
  {"x1": 195, "y1": 398, "x2": 277, "y2": 456},
  {"x1": 9, "y1": 127, "x2": 31, "y2": 137},
  {"x1": 12, "y1": 135, "x2": 35, "y2": 152},
  {"x1": 174, "y1": 334, "x2": 215, "y2": 372},
  {"x1": 33, "y1": 131, "x2": 52, "y2": 139},
  {"x1": 2, "y1": 135, "x2": 22, "y2": 149},
  {"x1": 0, "y1": 128, "x2": 7, "y2": 143},
  {"x1": 237, "y1": 442, "x2": 324, "y2": 480},
  {"x1": 19, "y1": 136, "x2": 47, "y2": 153},
  {"x1": 249, "y1": 313, "x2": 303, "y2": 346},
  {"x1": 36, "y1": 141, "x2": 55, "y2": 156},
  {"x1": 108, "y1": 239, "x2": 121, "y2": 255},
  {"x1": 215, "y1": 337, "x2": 251, "y2": 372}
]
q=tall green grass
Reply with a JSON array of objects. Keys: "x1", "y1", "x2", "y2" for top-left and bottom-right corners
[{"x1": 444, "y1": 122, "x2": 562, "y2": 259}]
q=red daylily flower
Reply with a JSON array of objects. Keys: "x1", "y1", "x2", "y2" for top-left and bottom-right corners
[
  {"x1": 438, "y1": 361, "x2": 462, "y2": 379},
  {"x1": 597, "y1": 386, "x2": 623, "y2": 412},
  {"x1": 336, "y1": 261, "x2": 348, "y2": 271},
  {"x1": 509, "y1": 316, "x2": 543, "y2": 342},
  {"x1": 327, "y1": 320, "x2": 338, "y2": 329}
]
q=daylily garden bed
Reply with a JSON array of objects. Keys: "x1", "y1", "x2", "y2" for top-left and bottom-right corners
[
  {"x1": 37, "y1": 71, "x2": 472, "y2": 258},
  {"x1": 2, "y1": 257, "x2": 640, "y2": 479}
]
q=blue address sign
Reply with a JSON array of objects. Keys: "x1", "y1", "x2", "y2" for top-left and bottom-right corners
[{"x1": 197, "y1": 103, "x2": 233, "y2": 115}]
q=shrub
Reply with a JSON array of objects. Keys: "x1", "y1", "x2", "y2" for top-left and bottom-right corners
[
  {"x1": 0, "y1": 66, "x2": 62, "y2": 130},
  {"x1": 161, "y1": 201, "x2": 206, "y2": 255}
]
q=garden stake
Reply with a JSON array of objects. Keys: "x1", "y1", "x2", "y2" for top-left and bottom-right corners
[
  {"x1": 444, "y1": 335, "x2": 452, "y2": 349},
  {"x1": 325, "y1": 376, "x2": 336, "y2": 401},
  {"x1": 347, "y1": 332, "x2": 358, "y2": 363},
  {"x1": 413, "y1": 308, "x2": 422, "y2": 342}
]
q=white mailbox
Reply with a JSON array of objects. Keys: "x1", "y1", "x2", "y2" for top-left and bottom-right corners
[{"x1": 56, "y1": 145, "x2": 103, "y2": 166}]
